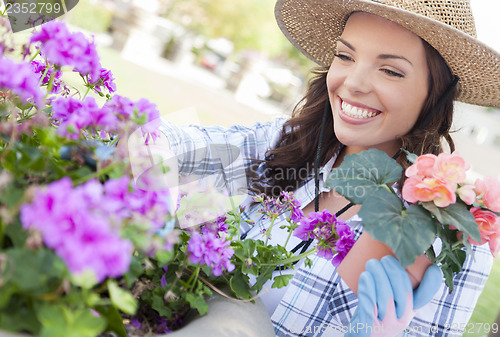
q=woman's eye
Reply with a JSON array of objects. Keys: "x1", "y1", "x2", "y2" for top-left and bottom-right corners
[
  {"x1": 382, "y1": 68, "x2": 405, "y2": 78},
  {"x1": 334, "y1": 54, "x2": 352, "y2": 61}
]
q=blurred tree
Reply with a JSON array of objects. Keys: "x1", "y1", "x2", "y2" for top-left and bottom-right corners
[{"x1": 162, "y1": 0, "x2": 315, "y2": 75}]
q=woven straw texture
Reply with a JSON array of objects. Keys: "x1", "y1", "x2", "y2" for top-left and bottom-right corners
[{"x1": 275, "y1": 0, "x2": 500, "y2": 108}]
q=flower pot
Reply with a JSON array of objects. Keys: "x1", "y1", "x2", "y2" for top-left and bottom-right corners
[
  {"x1": 164, "y1": 292, "x2": 275, "y2": 337},
  {"x1": 336, "y1": 231, "x2": 433, "y2": 295}
]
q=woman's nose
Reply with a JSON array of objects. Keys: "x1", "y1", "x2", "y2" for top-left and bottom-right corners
[{"x1": 344, "y1": 64, "x2": 372, "y2": 95}]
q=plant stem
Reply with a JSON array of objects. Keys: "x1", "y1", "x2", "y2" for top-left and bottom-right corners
[
  {"x1": 264, "y1": 215, "x2": 278, "y2": 246},
  {"x1": 425, "y1": 246, "x2": 437, "y2": 263},
  {"x1": 262, "y1": 246, "x2": 318, "y2": 267},
  {"x1": 0, "y1": 220, "x2": 5, "y2": 248},
  {"x1": 82, "y1": 86, "x2": 91, "y2": 99},
  {"x1": 72, "y1": 161, "x2": 122, "y2": 185},
  {"x1": 188, "y1": 266, "x2": 200, "y2": 292},
  {"x1": 283, "y1": 224, "x2": 294, "y2": 248},
  {"x1": 385, "y1": 183, "x2": 405, "y2": 208},
  {"x1": 166, "y1": 257, "x2": 189, "y2": 295},
  {"x1": 29, "y1": 49, "x2": 41, "y2": 62}
]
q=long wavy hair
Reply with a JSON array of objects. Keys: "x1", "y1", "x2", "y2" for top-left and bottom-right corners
[{"x1": 249, "y1": 40, "x2": 457, "y2": 198}]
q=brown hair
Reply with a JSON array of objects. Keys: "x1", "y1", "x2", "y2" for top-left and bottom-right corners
[{"x1": 249, "y1": 40, "x2": 457, "y2": 198}]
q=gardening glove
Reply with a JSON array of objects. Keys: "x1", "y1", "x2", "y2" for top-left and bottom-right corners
[{"x1": 345, "y1": 255, "x2": 442, "y2": 337}]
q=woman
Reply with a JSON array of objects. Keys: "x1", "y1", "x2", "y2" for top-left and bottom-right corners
[{"x1": 156, "y1": 0, "x2": 500, "y2": 335}]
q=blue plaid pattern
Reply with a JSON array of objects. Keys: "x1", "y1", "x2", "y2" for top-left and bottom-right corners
[{"x1": 159, "y1": 118, "x2": 494, "y2": 337}]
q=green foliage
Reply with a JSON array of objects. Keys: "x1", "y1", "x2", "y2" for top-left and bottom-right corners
[
  {"x1": 359, "y1": 194, "x2": 436, "y2": 268},
  {"x1": 325, "y1": 148, "x2": 403, "y2": 204},
  {"x1": 69, "y1": 0, "x2": 112, "y2": 33},
  {"x1": 326, "y1": 148, "x2": 487, "y2": 292}
]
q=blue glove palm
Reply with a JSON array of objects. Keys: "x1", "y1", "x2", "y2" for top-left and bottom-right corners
[{"x1": 345, "y1": 255, "x2": 442, "y2": 337}]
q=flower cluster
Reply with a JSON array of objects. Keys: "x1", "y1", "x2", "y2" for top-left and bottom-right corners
[
  {"x1": 187, "y1": 231, "x2": 235, "y2": 276},
  {"x1": 50, "y1": 94, "x2": 161, "y2": 141},
  {"x1": 402, "y1": 151, "x2": 500, "y2": 256},
  {"x1": 0, "y1": 57, "x2": 44, "y2": 106},
  {"x1": 30, "y1": 20, "x2": 101, "y2": 80},
  {"x1": 402, "y1": 151, "x2": 470, "y2": 207},
  {"x1": 294, "y1": 209, "x2": 355, "y2": 266},
  {"x1": 201, "y1": 216, "x2": 228, "y2": 237},
  {"x1": 253, "y1": 191, "x2": 304, "y2": 223},
  {"x1": 103, "y1": 95, "x2": 162, "y2": 144},
  {"x1": 20, "y1": 178, "x2": 132, "y2": 283},
  {"x1": 19, "y1": 176, "x2": 172, "y2": 283},
  {"x1": 30, "y1": 59, "x2": 64, "y2": 94}
]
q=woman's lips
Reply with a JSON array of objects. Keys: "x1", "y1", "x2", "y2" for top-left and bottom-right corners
[{"x1": 337, "y1": 98, "x2": 382, "y2": 125}]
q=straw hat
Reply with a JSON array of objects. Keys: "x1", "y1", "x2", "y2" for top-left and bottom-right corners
[{"x1": 275, "y1": 0, "x2": 500, "y2": 108}]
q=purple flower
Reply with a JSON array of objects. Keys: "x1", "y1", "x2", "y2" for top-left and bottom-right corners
[
  {"x1": 160, "y1": 266, "x2": 168, "y2": 287},
  {"x1": 19, "y1": 177, "x2": 133, "y2": 282},
  {"x1": 89, "y1": 67, "x2": 116, "y2": 95},
  {"x1": 331, "y1": 222, "x2": 355, "y2": 267},
  {"x1": 51, "y1": 96, "x2": 118, "y2": 139},
  {"x1": 253, "y1": 191, "x2": 304, "y2": 223},
  {"x1": 130, "y1": 317, "x2": 142, "y2": 329},
  {"x1": 0, "y1": 57, "x2": 44, "y2": 106},
  {"x1": 19, "y1": 176, "x2": 172, "y2": 283},
  {"x1": 30, "y1": 60, "x2": 64, "y2": 93},
  {"x1": 135, "y1": 98, "x2": 161, "y2": 144},
  {"x1": 103, "y1": 95, "x2": 135, "y2": 119},
  {"x1": 187, "y1": 231, "x2": 235, "y2": 276},
  {"x1": 293, "y1": 209, "x2": 355, "y2": 266},
  {"x1": 200, "y1": 216, "x2": 228, "y2": 237},
  {"x1": 30, "y1": 21, "x2": 101, "y2": 79}
]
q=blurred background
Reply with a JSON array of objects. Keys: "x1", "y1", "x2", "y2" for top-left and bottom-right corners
[{"x1": 55, "y1": 0, "x2": 500, "y2": 335}]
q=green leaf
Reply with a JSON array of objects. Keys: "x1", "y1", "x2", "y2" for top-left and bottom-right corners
[
  {"x1": 250, "y1": 265, "x2": 275, "y2": 293},
  {"x1": 304, "y1": 257, "x2": 313, "y2": 268},
  {"x1": 422, "y1": 201, "x2": 481, "y2": 243},
  {"x1": 108, "y1": 280, "x2": 138, "y2": 315},
  {"x1": 401, "y1": 149, "x2": 419, "y2": 163},
  {"x1": 359, "y1": 192, "x2": 437, "y2": 267},
  {"x1": 271, "y1": 274, "x2": 293, "y2": 288},
  {"x1": 94, "y1": 305, "x2": 127, "y2": 337},
  {"x1": 325, "y1": 148, "x2": 402, "y2": 204},
  {"x1": 0, "y1": 294, "x2": 40, "y2": 333},
  {"x1": 37, "y1": 304, "x2": 106, "y2": 337},
  {"x1": 123, "y1": 255, "x2": 143, "y2": 288},
  {"x1": 441, "y1": 263, "x2": 455, "y2": 293},
  {"x1": 185, "y1": 292, "x2": 209, "y2": 316},
  {"x1": 155, "y1": 249, "x2": 175, "y2": 266},
  {"x1": 3, "y1": 248, "x2": 67, "y2": 295},
  {"x1": 229, "y1": 271, "x2": 252, "y2": 299}
]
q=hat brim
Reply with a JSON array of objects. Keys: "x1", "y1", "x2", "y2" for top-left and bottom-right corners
[{"x1": 275, "y1": 0, "x2": 500, "y2": 108}]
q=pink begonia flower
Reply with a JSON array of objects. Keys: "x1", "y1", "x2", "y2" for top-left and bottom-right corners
[
  {"x1": 488, "y1": 232, "x2": 500, "y2": 258},
  {"x1": 457, "y1": 184, "x2": 476, "y2": 205},
  {"x1": 469, "y1": 207, "x2": 500, "y2": 257},
  {"x1": 406, "y1": 152, "x2": 469, "y2": 183},
  {"x1": 433, "y1": 152, "x2": 469, "y2": 184},
  {"x1": 475, "y1": 177, "x2": 500, "y2": 212},
  {"x1": 402, "y1": 176, "x2": 456, "y2": 207},
  {"x1": 405, "y1": 153, "x2": 437, "y2": 178}
]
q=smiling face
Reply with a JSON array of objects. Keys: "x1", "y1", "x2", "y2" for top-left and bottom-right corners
[{"x1": 327, "y1": 12, "x2": 429, "y2": 156}]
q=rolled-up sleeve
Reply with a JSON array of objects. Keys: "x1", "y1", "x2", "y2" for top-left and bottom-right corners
[{"x1": 158, "y1": 117, "x2": 287, "y2": 196}]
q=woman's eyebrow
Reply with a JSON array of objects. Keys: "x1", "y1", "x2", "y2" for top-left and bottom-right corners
[
  {"x1": 378, "y1": 54, "x2": 413, "y2": 66},
  {"x1": 338, "y1": 38, "x2": 413, "y2": 66},
  {"x1": 338, "y1": 38, "x2": 355, "y2": 51}
]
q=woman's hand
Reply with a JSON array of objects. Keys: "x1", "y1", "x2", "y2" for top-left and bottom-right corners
[{"x1": 345, "y1": 255, "x2": 442, "y2": 337}]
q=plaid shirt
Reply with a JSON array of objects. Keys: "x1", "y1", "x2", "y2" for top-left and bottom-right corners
[{"x1": 160, "y1": 118, "x2": 493, "y2": 337}]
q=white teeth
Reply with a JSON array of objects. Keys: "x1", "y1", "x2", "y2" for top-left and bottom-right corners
[{"x1": 341, "y1": 101, "x2": 378, "y2": 119}]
